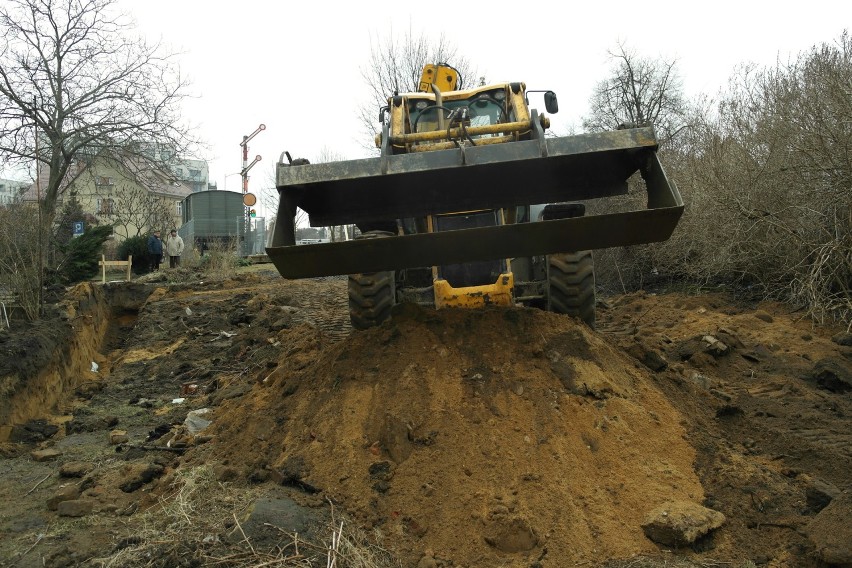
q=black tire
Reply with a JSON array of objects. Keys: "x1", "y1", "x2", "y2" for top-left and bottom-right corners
[
  {"x1": 348, "y1": 272, "x2": 396, "y2": 330},
  {"x1": 547, "y1": 251, "x2": 596, "y2": 328},
  {"x1": 348, "y1": 230, "x2": 396, "y2": 330}
]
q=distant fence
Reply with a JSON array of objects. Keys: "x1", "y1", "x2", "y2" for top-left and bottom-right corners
[{"x1": 178, "y1": 217, "x2": 266, "y2": 257}]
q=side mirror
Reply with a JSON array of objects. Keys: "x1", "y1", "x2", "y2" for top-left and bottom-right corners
[
  {"x1": 544, "y1": 91, "x2": 558, "y2": 114},
  {"x1": 379, "y1": 105, "x2": 389, "y2": 124}
]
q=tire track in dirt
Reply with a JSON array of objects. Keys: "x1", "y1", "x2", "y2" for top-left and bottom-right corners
[
  {"x1": 734, "y1": 379, "x2": 852, "y2": 459},
  {"x1": 284, "y1": 276, "x2": 352, "y2": 342},
  {"x1": 165, "y1": 274, "x2": 352, "y2": 342},
  {"x1": 789, "y1": 427, "x2": 852, "y2": 459}
]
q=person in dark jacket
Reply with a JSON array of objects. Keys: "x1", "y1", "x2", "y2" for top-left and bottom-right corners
[{"x1": 147, "y1": 230, "x2": 163, "y2": 271}]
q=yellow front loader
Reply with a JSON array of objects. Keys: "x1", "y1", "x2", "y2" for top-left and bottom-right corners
[{"x1": 267, "y1": 64, "x2": 683, "y2": 329}]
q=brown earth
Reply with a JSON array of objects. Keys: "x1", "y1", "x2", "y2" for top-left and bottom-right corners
[{"x1": 0, "y1": 268, "x2": 850, "y2": 567}]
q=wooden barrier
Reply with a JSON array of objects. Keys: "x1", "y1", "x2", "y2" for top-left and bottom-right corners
[{"x1": 99, "y1": 255, "x2": 132, "y2": 283}]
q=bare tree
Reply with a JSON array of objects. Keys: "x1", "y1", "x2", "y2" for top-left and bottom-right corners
[
  {"x1": 0, "y1": 0, "x2": 196, "y2": 226},
  {"x1": 107, "y1": 184, "x2": 176, "y2": 238},
  {"x1": 579, "y1": 44, "x2": 691, "y2": 292},
  {"x1": 0, "y1": 204, "x2": 41, "y2": 319},
  {"x1": 583, "y1": 42, "x2": 688, "y2": 147},
  {"x1": 357, "y1": 29, "x2": 475, "y2": 151}
]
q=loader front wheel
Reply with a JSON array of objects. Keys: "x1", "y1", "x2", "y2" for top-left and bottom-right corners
[
  {"x1": 348, "y1": 272, "x2": 396, "y2": 330},
  {"x1": 547, "y1": 251, "x2": 596, "y2": 328},
  {"x1": 348, "y1": 231, "x2": 396, "y2": 330}
]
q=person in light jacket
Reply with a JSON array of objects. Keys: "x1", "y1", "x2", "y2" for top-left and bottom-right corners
[{"x1": 165, "y1": 229, "x2": 185, "y2": 269}]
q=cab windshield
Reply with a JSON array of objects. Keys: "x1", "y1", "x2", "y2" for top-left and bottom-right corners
[{"x1": 410, "y1": 91, "x2": 506, "y2": 134}]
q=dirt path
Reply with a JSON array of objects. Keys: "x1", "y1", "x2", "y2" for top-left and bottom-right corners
[{"x1": 0, "y1": 271, "x2": 849, "y2": 567}]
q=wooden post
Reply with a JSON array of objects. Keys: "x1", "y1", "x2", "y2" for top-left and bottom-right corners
[
  {"x1": 102, "y1": 254, "x2": 106, "y2": 283},
  {"x1": 127, "y1": 255, "x2": 132, "y2": 281}
]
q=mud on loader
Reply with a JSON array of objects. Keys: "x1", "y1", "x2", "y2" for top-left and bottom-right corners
[{"x1": 267, "y1": 64, "x2": 683, "y2": 329}]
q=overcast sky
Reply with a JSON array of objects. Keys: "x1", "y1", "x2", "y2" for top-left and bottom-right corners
[{"x1": 114, "y1": 1, "x2": 849, "y2": 217}]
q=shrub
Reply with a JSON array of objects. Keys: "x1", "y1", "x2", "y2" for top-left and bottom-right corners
[
  {"x1": 117, "y1": 235, "x2": 153, "y2": 274},
  {"x1": 0, "y1": 204, "x2": 41, "y2": 320},
  {"x1": 54, "y1": 225, "x2": 114, "y2": 284}
]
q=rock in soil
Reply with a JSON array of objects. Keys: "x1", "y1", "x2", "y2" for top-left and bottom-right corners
[{"x1": 641, "y1": 500, "x2": 726, "y2": 547}]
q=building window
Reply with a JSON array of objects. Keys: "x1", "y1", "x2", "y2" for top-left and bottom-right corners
[
  {"x1": 176, "y1": 201, "x2": 182, "y2": 216},
  {"x1": 97, "y1": 198, "x2": 114, "y2": 215},
  {"x1": 95, "y1": 176, "x2": 114, "y2": 186}
]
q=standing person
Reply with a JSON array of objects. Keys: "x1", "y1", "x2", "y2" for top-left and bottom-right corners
[
  {"x1": 166, "y1": 229, "x2": 185, "y2": 268},
  {"x1": 147, "y1": 229, "x2": 163, "y2": 272}
]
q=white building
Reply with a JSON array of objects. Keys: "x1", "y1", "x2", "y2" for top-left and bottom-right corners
[
  {"x1": 0, "y1": 178, "x2": 28, "y2": 205},
  {"x1": 171, "y1": 158, "x2": 210, "y2": 193}
]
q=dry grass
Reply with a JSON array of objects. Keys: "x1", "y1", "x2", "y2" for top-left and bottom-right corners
[
  {"x1": 172, "y1": 237, "x2": 242, "y2": 279},
  {"x1": 87, "y1": 466, "x2": 400, "y2": 568},
  {"x1": 199, "y1": 238, "x2": 242, "y2": 280}
]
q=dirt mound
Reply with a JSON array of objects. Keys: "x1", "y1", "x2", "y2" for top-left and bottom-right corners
[{"x1": 206, "y1": 303, "x2": 705, "y2": 566}]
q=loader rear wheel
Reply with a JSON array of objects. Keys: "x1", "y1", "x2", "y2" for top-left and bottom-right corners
[
  {"x1": 348, "y1": 231, "x2": 396, "y2": 330},
  {"x1": 547, "y1": 251, "x2": 596, "y2": 328}
]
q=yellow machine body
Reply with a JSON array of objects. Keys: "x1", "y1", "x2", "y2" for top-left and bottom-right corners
[
  {"x1": 418, "y1": 64, "x2": 460, "y2": 93},
  {"x1": 426, "y1": 210, "x2": 514, "y2": 309},
  {"x1": 432, "y1": 273, "x2": 514, "y2": 309}
]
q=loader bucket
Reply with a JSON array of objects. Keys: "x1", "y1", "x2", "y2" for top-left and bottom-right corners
[{"x1": 267, "y1": 125, "x2": 683, "y2": 279}]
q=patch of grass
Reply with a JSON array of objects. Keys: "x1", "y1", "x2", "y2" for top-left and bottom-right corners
[{"x1": 88, "y1": 466, "x2": 401, "y2": 567}]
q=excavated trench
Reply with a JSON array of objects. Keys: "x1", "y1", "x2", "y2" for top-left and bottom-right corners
[{"x1": 0, "y1": 282, "x2": 154, "y2": 442}]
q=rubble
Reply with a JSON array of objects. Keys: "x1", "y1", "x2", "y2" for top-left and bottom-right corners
[{"x1": 641, "y1": 500, "x2": 726, "y2": 547}]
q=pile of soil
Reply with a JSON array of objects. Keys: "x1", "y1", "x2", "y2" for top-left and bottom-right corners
[{"x1": 206, "y1": 302, "x2": 705, "y2": 566}]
